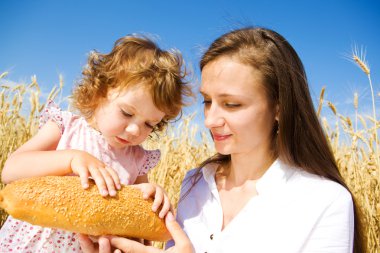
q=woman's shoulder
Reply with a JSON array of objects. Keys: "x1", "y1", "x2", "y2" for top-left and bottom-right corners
[
  {"x1": 289, "y1": 166, "x2": 353, "y2": 205},
  {"x1": 182, "y1": 163, "x2": 216, "y2": 185},
  {"x1": 180, "y1": 163, "x2": 218, "y2": 197},
  {"x1": 185, "y1": 162, "x2": 217, "y2": 177},
  {"x1": 183, "y1": 167, "x2": 201, "y2": 179},
  {"x1": 181, "y1": 168, "x2": 201, "y2": 192}
]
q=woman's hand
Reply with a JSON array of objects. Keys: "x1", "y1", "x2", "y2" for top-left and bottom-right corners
[
  {"x1": 133, "y1": 183, "x2": 172, "y2": 218},
  {"x1": 70, "y1": 150, "x2": 121, "y2": 197},
  {"x1": 78, "y1": 212, "x2": 194, "y2": 253}
]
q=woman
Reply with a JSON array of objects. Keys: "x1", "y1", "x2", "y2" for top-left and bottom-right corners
[{"x1": 80, "y1": 27, "x2": 362, "y2": 253}]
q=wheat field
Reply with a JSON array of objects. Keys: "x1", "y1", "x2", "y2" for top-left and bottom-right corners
[{"x1": 0, "y1": 70, "x2": 379, "y2": 252}]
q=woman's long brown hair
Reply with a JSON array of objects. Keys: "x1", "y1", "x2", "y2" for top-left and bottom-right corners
[{"x1": 183, "y1": 27, "x2": 363, "y2": 252}]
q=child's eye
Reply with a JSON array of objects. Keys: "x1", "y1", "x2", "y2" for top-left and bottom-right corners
[
  {"x1": 121, "y1": 110, "x2": 132, "y2": 117},
  {"x1": 145, "y1": 123, "x2": 154, "y2": 129}
]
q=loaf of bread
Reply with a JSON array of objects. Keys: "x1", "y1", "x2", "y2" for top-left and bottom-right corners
[{"x1": 0, "y1": 176, "x2": 171, "y2": 241}]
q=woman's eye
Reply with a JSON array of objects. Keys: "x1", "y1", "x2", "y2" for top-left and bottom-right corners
[
  {"x1": 202, "y1": 100, "x2": 211, "y2": 105},
  {"x1": 224, "y1": 103, "x2": 240, "y2": 108}
]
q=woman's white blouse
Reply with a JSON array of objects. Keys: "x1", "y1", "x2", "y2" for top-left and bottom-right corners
[{"x1": 169, "y1": 159, "x2": 354, "y2": 253}]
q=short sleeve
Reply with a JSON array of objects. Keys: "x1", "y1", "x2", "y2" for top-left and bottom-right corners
[
  {"x1": 39, "y1": 100, "x2": 67, "y2": 135},
  {"x1": 137, "y1": 149, "x2": 161, "y2": 176}
]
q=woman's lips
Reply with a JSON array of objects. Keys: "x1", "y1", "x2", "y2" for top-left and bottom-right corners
[{"x1": 212, "y1": 133, "x2": 232, "y2": 141}]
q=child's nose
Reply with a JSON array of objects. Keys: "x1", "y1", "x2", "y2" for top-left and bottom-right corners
[{"x1": 125, "y1": 123, "x2": 140, "y2": 136}]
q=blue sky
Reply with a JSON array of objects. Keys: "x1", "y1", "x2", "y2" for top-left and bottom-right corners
[{"x1": 1, "y1": 0, "x2": 379, "y2": 126}]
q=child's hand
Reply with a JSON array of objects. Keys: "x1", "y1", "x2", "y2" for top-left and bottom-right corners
[
  {"x1": 133, "y1": 183, "x2": 172, "y2": 219},
  {"x1": 70, "y1": 150, "x2": 121, "y2": 197}
]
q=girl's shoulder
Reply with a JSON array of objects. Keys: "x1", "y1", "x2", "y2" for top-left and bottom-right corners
[
  {"x1": 39, "y1": 100, "x2": 79, "y2": 135},
  {"x1": 126, "y1": 145, "x2": 161, "y2": 176}
]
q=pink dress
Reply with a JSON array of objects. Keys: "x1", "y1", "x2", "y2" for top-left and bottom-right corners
[{"x1": 0, "y1": 100, "x2": 160, "y2": 252}]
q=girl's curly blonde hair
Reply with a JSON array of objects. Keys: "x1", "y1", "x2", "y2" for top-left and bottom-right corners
[{"x1": 71, "y1": 35, "x2": 193, "y2": 130}]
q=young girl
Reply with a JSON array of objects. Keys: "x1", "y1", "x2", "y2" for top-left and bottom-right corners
[{"x1": 0, "y1": 35, "x2": 192, "y2": 252}]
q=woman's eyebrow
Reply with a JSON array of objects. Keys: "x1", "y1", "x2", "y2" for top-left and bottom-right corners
[
  {"x1": 199, "y1": 90, "x2": 207, "y2": 96},
  {"x1": 200, "y1": 91, "x2": 243, "y2": 99}
]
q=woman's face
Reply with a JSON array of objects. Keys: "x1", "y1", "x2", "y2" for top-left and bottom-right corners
[
  {"x1": 200, "y1": 56, "x2": 277, "y2": 156},
  {"x1": 93, "y1": 85, "x2": 165, "y2": 149}
]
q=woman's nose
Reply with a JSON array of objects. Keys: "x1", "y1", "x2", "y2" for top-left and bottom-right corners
[
  {"x1": 125, "y1": 123, "x2": 140, "y2": 136},
  {"x1": 204, "y1": 105, "x2": 224, "y2": 129}
]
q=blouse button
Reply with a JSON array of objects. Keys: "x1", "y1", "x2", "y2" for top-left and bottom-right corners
[{"x1": 210, "y1": 234, "x2": 214, "y2": 240}]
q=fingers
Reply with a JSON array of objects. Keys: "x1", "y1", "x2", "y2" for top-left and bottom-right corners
[
  {"x1": 109, "y1": 236, "x2": 159, "y2": 253},
  {"x1": 78, "y1": 234, "x2": 99, "y2": 253},
  {"x1": 165, "y1": 212, "x2": 194, "y2": 253},
  {"x1": 107, "y1": 166, "x2": 121, "y2": 190},
  {"x1": 89, "y1": 166, "x2": 109, "y2": 196},
  {"x1": 98, "y1": 237, "x2": 112, "y2": 253},
  {"x1": 89, "y1": 167, "x2": 120, "y2": 197},
  {"x1": 159, "y1": 194, "x2": 171, "y2": 219},
  {"x1": 98, "y1": 167, "x2": 119, "y2": 196},
  {"x1": 75, "y1": 166, "x2": 91, "y2": 189},
  {"x1": 152, "y1": 186, "x2": 164, "y2": 213},
  {"x1": 153, "y1": 186, "x2": 171, "y2": 218},
  {"x1": 133, "y1": 183, "x2": 155, "y2": 199},
  {"x1": 70, "y1": 151, "x2": 121, "y2": 197},
  {"x1": 134, "y1": 183, "x2": 172, "y2": 218}
]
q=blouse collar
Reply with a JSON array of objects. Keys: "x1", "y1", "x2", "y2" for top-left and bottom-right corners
[{"x1": 201, "y1": 159, "x2": 296, "y2": 195}]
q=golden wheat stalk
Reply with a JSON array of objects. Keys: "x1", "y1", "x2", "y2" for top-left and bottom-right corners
[
  {"x1": 0, "y1": 72, "x2": 9, "y2": 80},
  {"x1": 327, "y1": 101, "x2": 337, "y2": 115},
  {"x1": 352, "y1": 45, "x2": 370, "y2": 75},
  {"x1": 352, "y1": 47, "x2": 379, "y2": 187},
  {"x1": 317, "y1": 87, "x2": 325, "y2": 117},
  {"x1": 354, "y1": 92, "x2": 358, "y2": 132},
  {"x1": 353, "y1": 55, "x2": 370, "y2": 75}
]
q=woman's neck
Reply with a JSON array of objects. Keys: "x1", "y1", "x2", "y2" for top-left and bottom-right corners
[{"x1": 226, "y1": 149, "x2": 277, "y2": 187}]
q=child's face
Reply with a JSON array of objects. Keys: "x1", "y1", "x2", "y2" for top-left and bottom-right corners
[{"x1": 93, "y1": 85, "x2": 165, "y2": 149}]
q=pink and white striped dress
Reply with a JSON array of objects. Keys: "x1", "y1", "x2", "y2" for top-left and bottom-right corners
[{"x1": 0, "y1": 100, "x2": 160, "y2": 252}]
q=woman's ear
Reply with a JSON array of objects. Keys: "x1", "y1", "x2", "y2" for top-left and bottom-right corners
[{"x1": 275, "y1": 104, "x2": 279, "y2": 121}]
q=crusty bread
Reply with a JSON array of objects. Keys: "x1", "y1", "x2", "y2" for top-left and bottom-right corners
[{"x1": 0, "y1": 176, "x2": 171, "y2": 241}]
